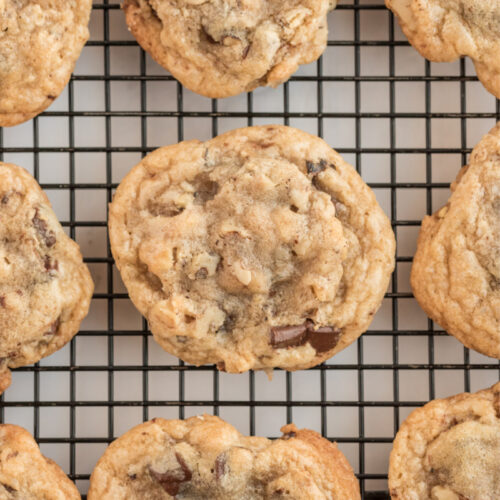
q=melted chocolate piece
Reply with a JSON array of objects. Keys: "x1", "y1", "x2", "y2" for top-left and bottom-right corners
[
  {"x1": 32, "y1": 209, "x2": 56, "y2": 248},
  {"x1": 307, "y1": 325, "x2": 342, "y2": 353},
  {"x1": 270, "y1": 321, "x2": 342, "y2": 353},
  {"x1": 0, "y1": 296, "x2": 5, "y2": 308},
  {"x1": 494, "y1": 391, "x2": 500, "y2": 419},
  {"x1": 0, "y1": 483, "x2": 16, "y2": 493},
  {"x1": 195, "y1": 267, "x2": 208, "y2": 279},
  {"x1": 44, "y1": 319, "x2": 60, "y2": 336},
  {"x1": 148, "y1": 203, "x2": 184, "y2": 217},
  {"x1": 306, "y1": 159, "x2": 327, "y2": 174},
  {"x1": 149, "y1": 453, "x2": 192, "y2": 496},
  {"x1": 193, "y1": 172, "x2": 219, "y2": 204},
  {"x1": 217, "y1": 311, "x2": 236, "y2": 334},
  {"x1": 1, "y1": 194, "x2": 8, "y2": 204},
  {"x1": 270, "y1": 324, "x2": 308, "y2": 349},
  {"x1": 44, "y1": 256, "x2": 59, "y2": 272},
  {"x1": 214, "y1": 453, "x2": 228, "y2": 480}
]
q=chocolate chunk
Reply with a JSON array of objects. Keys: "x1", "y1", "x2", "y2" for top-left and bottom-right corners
[
  {"x1": 32, "y1": 209, "x2": 56, "y2": 247},
  {"x1": 306, "y1": 159, "x2": 328, "y2": 174},
  {"x1": 149, "y1": 453, "x2": 192, "y2": 496},
  {"x1": 0, "y1": 296, "x2": 5, "y2": 308},
  {"x1": 1, "y1": 194, "x2": 8, "y2": 204},
  {"x1": 214, "y1": 453, "x2": 228, "y2": 480},
  {"x1": 280, "y1": 431, "x2": 296, "y2": 440},
  {"x1": 270, "y1": 321, "x2": 342, "y2": 353},
  {"x1": 47, "y1": 95, "x2": 56, "y2": 100},
  {"x1": 44, "y1": 256, "x2": 59, "y2": 273},
  {"x1": 270, "y1": 324, "x2": 308, "y2": 349},
  {"x1": 195, "y1": 267, "x2": 208, "y2": 279},
  {"x1": 306, "y1": 325, "x2": 342, "y2": 353}
]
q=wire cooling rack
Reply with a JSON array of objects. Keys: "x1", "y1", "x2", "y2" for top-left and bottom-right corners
[{"x1": 1, "y1": 0, "x2": 500, "y2": 498}]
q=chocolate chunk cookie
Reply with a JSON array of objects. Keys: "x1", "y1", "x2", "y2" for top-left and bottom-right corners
[
  {"x1": 389, "y1": 382, "x2": 500, "y2": 500},
  {"x1": 88, "y1": 414, "x2": 360, "y2": 499},
  {"x1": 0, "y1": 163, "x2": 94, "y2": 395},
  {"x1": 411, "y1": 123, "x2": 500, "y2": 359},
  {"x1": 109, "y1": 125, "x2": 395, "y2": 373},
  {"x1": 386, "y1": 0, "x2": 500, "y2": 99},
  {"x1": 122, "y1": 0, "x2": 336, "y2": 98},
  {"x1": 0, "y1": 0, "x2": 92, "y2": 127},
  {"x1": 0, "y1": 424, "x2": 80, "y2": 499}
]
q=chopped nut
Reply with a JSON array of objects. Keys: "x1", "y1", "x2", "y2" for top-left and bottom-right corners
[
  {"x1": 437, "y1": 205, "x2": 449, "y2": 218},
  {"x1": 431, "y1": 486, "x2": 460, "y2": 500},
  {"x1": 289, "y1": 188, "x2": 309, "y2": 212},
  {"x1": 232, "y1": 262, "x2": 252, "y2": 286}
]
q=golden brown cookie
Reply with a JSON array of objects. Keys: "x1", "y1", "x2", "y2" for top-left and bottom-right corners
[
  {"x1": 0, "y1": 163, "x2": 94, "y2": 395},
  {"x1": 88, "y1": 414, "x2": 360, "y2": 499},
  {"x1": 389, "y1": 382, "x2": 500, "y2": 500},
  {"x1": 386, "y1": 0, "x2": 500, "y2": 99},
  {"x1": 0, "y1": 0, "x2": 92, "y2": 127},
  {"x1": 411, "y1": 123, "x2": 500, "y2": 359},
  {"x1": 122, "y1": 0, "x2": 336, "y2": 98},
  {"x1": 0, "y1": 424, "x2": 80, "y2": 499},
  {"x1": 108, "y1": 125, "x2": 395, "y2": 373}
]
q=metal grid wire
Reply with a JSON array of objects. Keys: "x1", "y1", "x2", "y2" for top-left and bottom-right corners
[{"x1": 1, "y1": 0, "x2": 500, "y2": 498}]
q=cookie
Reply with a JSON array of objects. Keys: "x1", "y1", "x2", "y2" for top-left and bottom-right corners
[
  {"x1": 411, "y1": 123, "x2": 500, "y2": 359},
  {"x1": 0, "y1": 424, "x2": 80, "y2": 499},
  {"x1": 386, "y1": 0, "x2": 500, "y2": 99},
  {"x1": 389, "y1": 382, "x2": 500, "y2": 500},
  {"x1": 109, "y1": 125, "x2": 395, "y2": 373},
  {"x1": 88, "y1": 414, "x2": 360, "y2": 499},
  {"x1": 122, "y1": 0, "x2": 336, "y2": 98},
  {"x1": 0, "y1": 163, "x2": 94, "y2": 395},
  {"x1": 0, "y1": 0, "x2": 92, "y2": 127}
]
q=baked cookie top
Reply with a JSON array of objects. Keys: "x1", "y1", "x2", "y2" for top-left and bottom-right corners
[
  {"x1": 0, "y1": 163, "x2": 94, "y2": 395},
  {"x1": 411, "y1": 123, "x2": 500, "y2": 359},
  {"x1": 389, "y1": 382, "x2": 500, "y2": 500},
  {"x1": 122, "y1": 0, "x2": 335, "y2": 98},
  {"x1": 386, "y1": 0, "x2": 500, "y2": 99},
  {"x1": 0, "y1": 424, "x2": 80, "y2": 499},
  {"x1": 0, "y1": 0, "x2": 92, "y2": 127},
  {"x1": 109, "y1": 125, "x2": 395, "y2": 373},
  {"x1": 88, "y1": 414, "x2": 360, "y2": 499}
]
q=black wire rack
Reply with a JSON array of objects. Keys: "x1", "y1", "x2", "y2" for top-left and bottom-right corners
[{"x1": 1, "y1": 0, "x2": 500, "y2": 498}]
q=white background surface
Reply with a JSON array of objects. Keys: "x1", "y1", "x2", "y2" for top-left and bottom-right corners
[{"x1": 1, "y1": 0, "x2": 499, "y2": 496}]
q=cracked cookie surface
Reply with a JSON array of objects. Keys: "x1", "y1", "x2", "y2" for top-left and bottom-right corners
[
  {"x1": 88, "y1": 414, "x2": 360, "y2": 500},
  {"x1": 411, "y1": 123, "x2": 500, "y2": 359},
  {"x1": 122, "y1": 0, "x2": 335, "y2": 98},
  {"x1": 386, "y1": 0, "x2": 500, "y2": 99},
  {"x1": 109, "y1": 125, "x2": 395, "y2": 373},
  {"x1": 389, "y1": 382, "x2": 500, "y2": 500},
  {"x1": 0, "y1": 163, "x2": 94, "y2": 395},
  {"x1": 0, "y1": 0, "x2": 92, "y2": 127},
  {"x1": 0, "y1": 424, "x2": 80, "y2": 499}
]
